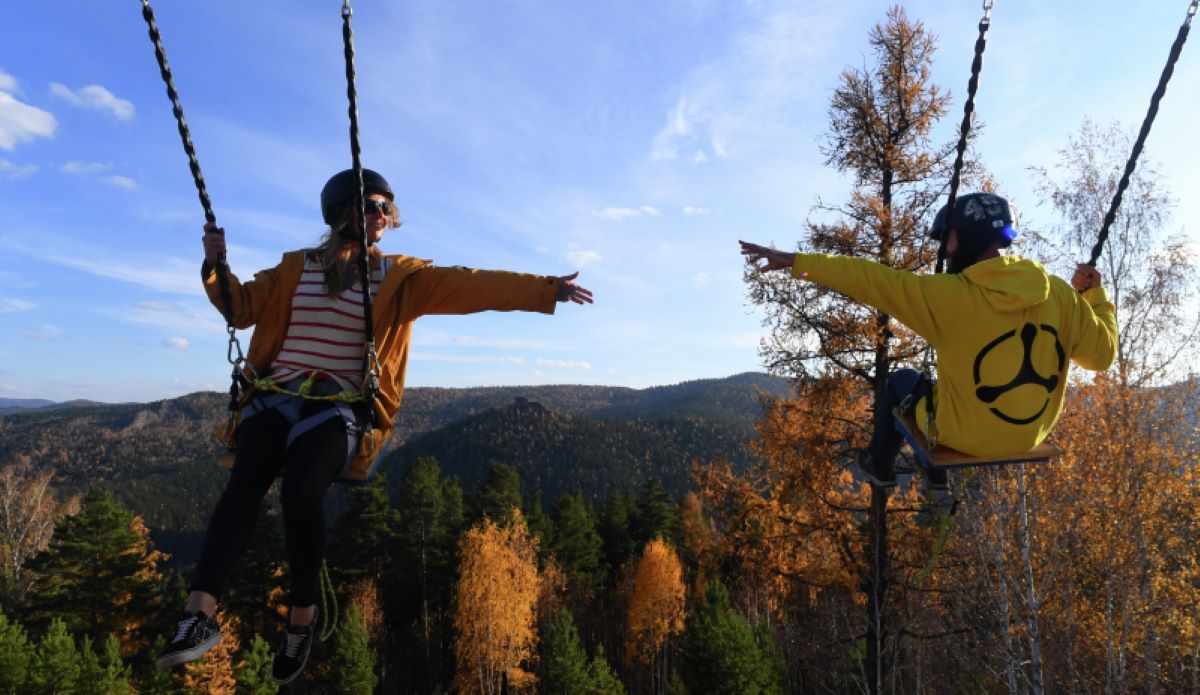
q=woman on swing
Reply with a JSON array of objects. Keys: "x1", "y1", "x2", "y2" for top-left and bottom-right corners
[
  {"x1": 156, "y1": 168, "x2": 593, "y2": 684},
  {"x1": 740, "y1": 193, "x2": 1118, "y2": 492}
]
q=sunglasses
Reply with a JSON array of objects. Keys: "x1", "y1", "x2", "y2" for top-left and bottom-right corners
[{"x1": 363, "y1": 199, "x2": 393, "y2": 216}]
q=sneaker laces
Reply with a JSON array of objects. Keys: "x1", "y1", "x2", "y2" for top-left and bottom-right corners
[
  {"x1": 173, "y1": 615, "x2": 200, "y2": 643},
  {"x1": 281, "y1": 629, "x2": 308, "y2": 659}
]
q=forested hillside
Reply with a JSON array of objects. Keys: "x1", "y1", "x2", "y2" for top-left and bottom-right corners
[{"x1": 0, "y1": 373, "x2": 785, "y2": 563}]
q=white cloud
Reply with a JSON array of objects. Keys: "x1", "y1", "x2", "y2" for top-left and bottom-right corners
[
  {"x1": 683, "y1": 206, "x2": 711, "y2": 216},
  {"x1": 565, "y1": 246, "x2": 602, "y2": 266},
  {"x1": 0, "y1": 298, "x2": 35, "y2": 313},
  {"x1": 443, "y1": 335, "x2": 548, "y2": 350},
  {"x1": 25, "y1": 325, "x2": 66, "y2": 341},
  {"x1": 163, "y1": 337, "x2": 189, "y2": 349},
  {"x1": 651, "y1": 97, "x2": 693, "y2": 162},
  {"x1": 692, "y1": 151, "x2": 709, "y2": 163},
  {"x1": 102, "y1": 175, "x2": 138, "y2": 190},
  {"x1": 693, "y1": 272, "x2": 711, "y2": 287},
  {"x1": 536, "y1": 358, "x2": 592, "y2": 370},
  {"x1": 0, "y1": 70, "x2": 17, "y2": 94},
  {"x1": 0, "y1": 158, "x2": 37, "y2": 179},
  {"x1": 49, "y1": 83, "x2": 134, "y2": 121},
  {"x1": 61, "y1": 160, "x2": 111, "y2": 174},
  {"x1": 0, "y1": 91, "x2": 56, "y2": 151},
  {"x1": 592, "y1": 205, "x2": 662, "y2": 222},
  {"x1": 116, "y1": 300, "x2": 225, "y2": 336},
  {"x1": 0, "y1": 236, "x2": 203, "y2": 296}
]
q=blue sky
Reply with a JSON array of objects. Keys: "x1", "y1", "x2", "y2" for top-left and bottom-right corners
[{"x1": 2, "y1": 1, "x2": 1198, "y2": 403}]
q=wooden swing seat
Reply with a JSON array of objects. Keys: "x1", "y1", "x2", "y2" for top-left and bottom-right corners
[{"x1": 892, "y1": 408, "x2": 1061, "y2": 470}]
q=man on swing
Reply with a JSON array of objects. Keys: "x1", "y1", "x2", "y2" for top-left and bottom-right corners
[{"x1": 740, "y1": 193, "x2": 1118, "y2": 491}]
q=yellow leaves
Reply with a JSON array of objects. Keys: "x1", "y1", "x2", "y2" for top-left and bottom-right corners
[
  {"x1": 181, "y1": 610, "x2": 240, "y2": 694},
  {"x1": 453, "y1": 510, "x2": 540, "y2": 695},
  {"x1": 625, "y1": 537, "x2": 685, "y2": 665}
]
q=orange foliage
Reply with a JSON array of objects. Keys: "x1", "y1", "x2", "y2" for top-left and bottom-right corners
[
  {"x1": 625, "y1": 537, "x2": 685, "y2": 665},
  {"x1": 181, "y1": 610, "x2": 240, "y2": 694},
  {"x1": 453, "y1": 510, "x2": 541, "y2": 695}
]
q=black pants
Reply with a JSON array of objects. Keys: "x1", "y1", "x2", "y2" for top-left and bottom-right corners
[
  {"x1": 868, "y1": 368, "x2": 945, "y2": 484},
  {"x1": 190, "y1": 403, "x2": 351, "y2": 607}
]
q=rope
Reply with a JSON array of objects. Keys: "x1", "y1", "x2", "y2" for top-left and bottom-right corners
[
  {"x1": 139, "y1": 0, "x2": 248, "y2": 414},
  {"x1": 253, "y1": 371, "x2": 365, "y2": 403},
  {"x1": 341, "y1": 0, "x2": 381, "y2": 429},
  {"x1": 936, "y1": 0, "x2": 992, "y2": 275},
  {"x1": 1087, "y1": 0, "x2": 1198, "y2": 267},
  {"x1": 318, "y1": 561, "x2": 340, "y2": 642}
]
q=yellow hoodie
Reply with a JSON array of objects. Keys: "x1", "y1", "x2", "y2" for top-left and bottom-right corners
[
  {"x1": 204, "y1": 249, "x2": 559, "y2": 480},
  {"x1": 791, "y1": 253, "x2": 1118, "y2": 456}
]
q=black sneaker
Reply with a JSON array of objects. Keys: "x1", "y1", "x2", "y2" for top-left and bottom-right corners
[
  {"x1": 925, "y1": 467, "x2": 949, "y2": 491},
  {"x1": 858, "y1": 450, "x2": 896, "y2": 488},
  {"x1": 156, "y1": 611, "x2": 222, "y2": 669},
  {"x1": 272, "y1": 609, "x2": 317, "y2": 686}
]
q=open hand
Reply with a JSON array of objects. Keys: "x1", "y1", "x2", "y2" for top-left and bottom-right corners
[
  {"x1": 739, "y1": 240, "x2": 794, "y2": 272},
  {"x1": 556, "y1": 271, "x2": 594, "y2": 305}
]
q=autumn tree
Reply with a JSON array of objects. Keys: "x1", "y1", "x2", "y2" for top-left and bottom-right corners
[
  {"x1": 24, "y1": 486, "x2": 164, "y2": 646},
  {"x1": 0, "y1": 465, "x2": 73, "y2": 609},
  {"x1": 725, "y1": 5, "x2": 969, "y2": 691},
  {"x1": 180, "y1": 610, "x2": 240, "y2": 695},
  {"x1": 453, "y1": 511, "x2": 541, "y2": 694},
  {"x1": 626, "y1": 538, "x2": 685, "y2": 695}
]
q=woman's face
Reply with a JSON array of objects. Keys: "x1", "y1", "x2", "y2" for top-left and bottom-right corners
[{"x1": 364, "y1": 193, "x2": 393, "y2": 244}]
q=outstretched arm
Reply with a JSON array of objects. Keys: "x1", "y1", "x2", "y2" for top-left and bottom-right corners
[
  {"x1": 409, "y1": 266, "x2": 593, "y2": 317},
  {"x1": 739, "y1": 241, "x2": 796, "y2": 273},
  {"x1": 556, "y1": 271, "x2": 594, "y2": 305}
]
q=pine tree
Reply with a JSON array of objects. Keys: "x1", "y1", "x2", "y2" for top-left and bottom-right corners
[
  {"x1": 0, "y1": 610, "x2": 30, "y2": 693},
  {"x1": 24, "y1": 486, "x2": 163, "y2": 644},
  {"x1": 331, "y1": 603, "x2": 377, "y2": 695},
  {"x1": 232, "y1": 634, "x2": 274, "y2": 695},
  {"x1": 134, "y1": 635, "x2": 179, "y2": 695},
  {"x1": 584, "y1": 645, "x2": 627, "y2": 695},
  {"x1": 598, "y1": 492, "x2": 635, "y2": 579},
  {"x1": 542, "y1": 610, "x2": 590, "y2": 695},
  {"x1": 550, "y1": 492, "x2": 604, "y2": 588},
  {"x1": 27, "y1": 618, "x2": 81, "y2": 694},
  {"x1": 631, "y1": 480, "x2": 677, "y2": 551},
  {"x1": 476, "y1": 461, "x2": 523, "y2": 525},
  {"x1": 97, "y1": 634, "x2": 135, "y2": 695},
  {"x1": 677, "y1": 580, "x2": 782, "y2": 695},
  {"x1": 329, "y1": 473, "x2": 399, "y2": 583}
]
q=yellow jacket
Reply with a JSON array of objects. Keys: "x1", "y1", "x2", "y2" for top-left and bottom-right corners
[
  {"x1": 204, "y1": 249, "x2": 559, "y2": 480},
  {"x1": 791, "y1": 253, "x2": 1118, "y2": 456}
]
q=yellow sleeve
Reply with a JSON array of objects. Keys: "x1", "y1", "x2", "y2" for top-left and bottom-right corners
[
  {"x1": 201, "y1": 260, "x2": 283, "y2": 330},
  {"x1": 791, "y1": 253, "x2": 947, "y2": 343},
  {"x1": 407, "y1": 266, "x2": 559, "y2": 317},
  {"x1": 1069, "y1": 286, "x2": 1118, "y2": 371}
]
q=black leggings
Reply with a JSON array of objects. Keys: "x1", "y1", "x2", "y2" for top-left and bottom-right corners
[{"x1": 190, "y1": 404, "x2": 352, "y2": 607}]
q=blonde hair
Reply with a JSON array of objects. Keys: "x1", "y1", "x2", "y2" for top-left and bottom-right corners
[{"x1": 312, "y1": 198, "x2": 402, "y2": 294}]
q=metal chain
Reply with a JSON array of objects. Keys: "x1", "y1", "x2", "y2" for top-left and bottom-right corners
[
  {"x1": 140, "y1": 0, "x2": 249, "y2": 412},
  {"x1": 342, "y1": 0, "x2": 380, "y2": 426},
  {"x1": 1087, "y1": 0, "x2": 1197, "y2": 267}
]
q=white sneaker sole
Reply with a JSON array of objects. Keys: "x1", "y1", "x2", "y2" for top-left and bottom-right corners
[{"x1": 155, "y1": 631, "x2": 223, "y2": 669}]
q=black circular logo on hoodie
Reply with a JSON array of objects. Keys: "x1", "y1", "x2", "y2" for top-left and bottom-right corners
[{"x1": 973, "y1": 323, "x2": 1065, "y2": 425}]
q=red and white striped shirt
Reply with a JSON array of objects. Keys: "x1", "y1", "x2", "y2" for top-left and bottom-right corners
[{"x1": 268, "y1": 255, "x2": 389, "y2": 392}]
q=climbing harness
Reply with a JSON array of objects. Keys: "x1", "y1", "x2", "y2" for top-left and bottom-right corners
[
  {"x1": 1087, "y1": 0, "x2": 1198, "y2": 268},
  {"x1": 139, "y1": 0, "x2": 255, "y2": 440}
]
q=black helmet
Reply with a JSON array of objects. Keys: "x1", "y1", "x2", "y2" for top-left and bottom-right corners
[
  {"x1": 320, "y1": 168, "x2": 394, "y2": 225},
  {"x1": 929, "y1": 192, "x2": 1017, "y2": 267}
]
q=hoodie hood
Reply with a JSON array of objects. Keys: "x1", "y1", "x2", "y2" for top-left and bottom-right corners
[{"x1": 962, "y1": 255, "x2": 1050, "y2": 312}]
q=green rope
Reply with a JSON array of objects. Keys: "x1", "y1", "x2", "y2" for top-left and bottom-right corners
[
  {"x1": 253, "y1": 370, "x2": 365, "y2": 403},
  {"x1": 318, "y1": 560, "x2": 340, "y2": 642}
]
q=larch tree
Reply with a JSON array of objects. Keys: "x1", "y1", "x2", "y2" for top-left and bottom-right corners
[
  {"x1": 453, "y1": 510, "x2": 541, "y2": 695},
  {"x1": 625, "y1": 537, "x2": 685, "y2": 695},
  {"x1": 0, "y1": 465, "x2": 73, "y2": 609},
  {"x1": 727, "y1": 5, "x2": 971, "y2": 692}
]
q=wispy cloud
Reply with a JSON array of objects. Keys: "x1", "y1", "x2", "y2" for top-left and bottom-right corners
[
  {"x1": 25, "y1": 324, "x2": 66, "y2": 341},
  {"x1": 49, "y1": 83, "x2": 134, "y2": 121},
  {"x1": 118, "y1": 300, "x2": 225, "y2": 336},
  {"x1": 60, "y1": 161, "x2": 138, "y2": 190},
  {"x1": 163, "y1": 337, "x2": 189, "y2": 349},
  {"x1": 565, "y1": 244, "x2": 602, "y2": 266},
  {"x1": 0, "y1": 158, "x2": 37, "y2": 179},
  {"x1": 592, "y1": 205, "x2": 662, "y2": 222},
  {"x1": 0, "y1": 73, "x2": 56, "y2": 150},
  {"x1": 683, "y1": 206, "x2": 711, "y2": 216},
  {"x1": 102, "y1": 175, "x2": 138, "y2": 190},
  {"x1": 536, "y1": 357, "x2": 592, "y2": 370},
  {"x1": 0, "y1": 298, "x2": 35, "y2": 313},
  {"x1": 693, "y1": 272, "x2": 711, "y2": 287},
  {"x1": 0, "y1": 235, "x2": 202, "y2": 296}
]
